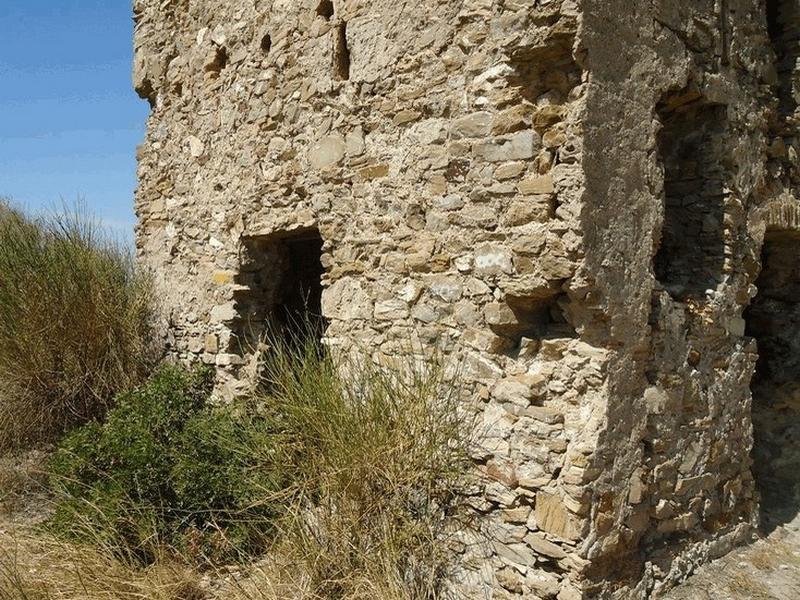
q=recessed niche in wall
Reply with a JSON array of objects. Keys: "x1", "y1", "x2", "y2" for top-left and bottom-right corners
[
  {"x1": 489, "y1": 292, "x2": 577, "y2": 352},
  {"x1": 653, "y1": 91, "x2": 727, "y2": 300},
  {"x1": 233, "y1": 229, "x2": 327, "y2": 353},
  {"x1": 334, "y1": 23, "x2": 351, "y2": 81},
  {"x1": 766, "y1": 0, "x2": 798, "y2": 119},
  {"x1": 205, "y1": 45, "x2": 228, "y2": 77},
  {"x1": 508, "y1": 31, "x2": 580, "y2": 107},
  {"x1": 260, "y1": 33, "x2": 272, "y2": 54},
  {"x1": 317, "y1": 0, "x2": 334, "y2": 20}
]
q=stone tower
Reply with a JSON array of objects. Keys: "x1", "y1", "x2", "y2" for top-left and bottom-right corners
[{"x1": 133, "y1": 0, "x2": 800, "y2": 597}]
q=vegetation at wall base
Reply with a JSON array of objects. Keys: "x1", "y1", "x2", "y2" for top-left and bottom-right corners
[
  {"x1": 0, "y1": 200, "x2": 158, "y2": 451},
  {"x1": 40, "y1": 336, "x2": 475, "y2": 599},
  {"x1": 253, "y1": 337, "x2": 475, "y2": 599},
  {"x1": 48, "y1": 365, "x2": 288, "y2": 567}
]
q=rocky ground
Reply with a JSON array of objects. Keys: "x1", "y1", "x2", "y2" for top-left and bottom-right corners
[{"x1": 666, "y1": 518, "x2": 800, "y2": 600}]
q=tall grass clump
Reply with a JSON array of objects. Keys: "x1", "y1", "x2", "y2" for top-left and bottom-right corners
[
  {"x1": 0, "y1": 201, "x2": 157, "y2": 450},
  {"x1": 255, "y1": 336, "x2": 476, "y2": 600},
  {"x1": 0, "y1": 529, "x2": 206, "y2": 600}
]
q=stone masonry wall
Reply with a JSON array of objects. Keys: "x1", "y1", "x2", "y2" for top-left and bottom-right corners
[
  {"x1": 580, "y1": 0, "x2": 800, "y2": 597},
  {"x1": 133, "y1": 0, "x2": 800, "y2": 598}
]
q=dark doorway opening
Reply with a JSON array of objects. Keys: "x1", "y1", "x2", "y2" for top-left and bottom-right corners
[
  {"x1": 745, "y1": 231, "x2": 800, "y2": 532},
  {"x1": 278, "y1": 234, "x2": 326, "y2": 337},
  {"x1": 653, "y1": 91, "x2": 727, "y2": 300},
  {"x1": 234, "y1": 229, "x2": 327, "y2": 354}
]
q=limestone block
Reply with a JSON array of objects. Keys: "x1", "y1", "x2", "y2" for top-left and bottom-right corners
[
  {"x1": 526, "y1": 570, "x2": 561, "y2": 599},
  {"x1": 473, "y1": 131, "x2": 539, "y2": 162},
  {"x1": 495, "y1": 162, "x2": 526, "y2": 180},
  {"x1": 451, "y1": 112, "x2": 493, "y2": 139},
  {"x1": 495, "y1": 541, "x2": 538, "y2": 569},
  {"x1": 357, "y1": 163, "x2": 390, "y2": 181},
  {"x1": 187, "y1": 136, "x2": 205, "y2": 158},
  {"x1": 321, "y1": 278, "x2": 373, "y2": 321},
  {"x1": 535, "y1": 492, "x2": 581, "y2": 541},
  {"x1": 210, "y1": 302, "x2": 237, "y2": 323},
  {"x1": 345, "y1": 127, "x2": 365, "y2": 156},
  {"x1": 308, "y1": 135, "x2": 346, "y2": 169},
  {"x1": 393, "y1": 110, "x2": 421, "y2": 125},
  {"x1": 524, "y1": 532, "x2": 567, "y2": 559},
  {"x1": 428, "y1": 276, "x2": 464, "y2": 302},
  {"x1": 492, "y1": 377, "x2": 535, "y2": 405},
  {"x1": 518, "y1": 174, "x2": 555, "y2": 195},
  {"x1": 474, "y1": 244, "x2": 514, "y2": 276},
  {"x1": 484, "y1": 302, "x2": 517, "y2": 328},
  {"x1": 374, "y1": 299, "x2": 409, "y2": 320},
  {"x1": 522, "y1": 406, "x2": 565, "y2": 425}
]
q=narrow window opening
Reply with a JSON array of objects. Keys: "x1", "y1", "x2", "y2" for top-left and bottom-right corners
[
  {"x1": 767, "y1": 0, "x2": 782, "y2": 41},
  {"x1": 334, "y1": 22, "x2": 351, "y2": 81},
  {"x1": 316, "y1": 0, "x2": 334, "y2": 20},
  {"x1": 233, "y1": 229, "x2": 327, "y2": 354},
  {"x1": 745, "y1": 231, "x2": 800, "y2": 533},
  {"x1": 135, "y1": 77, "x2": 157, "y2": 109},
  {"x1": 766, "y1": 0, "x2": 798, "y2": 118},
  {"x1": 653, "y1": 90, "x2": 727, "y2": 300},
  {"x1": 260, "y1": 34, "x2": 272, "y2": 54}
]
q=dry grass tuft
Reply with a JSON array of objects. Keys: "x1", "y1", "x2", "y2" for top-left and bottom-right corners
[
  {"x1": 245, "y1": 335, "x2": 477, "y2": 600},
  {"x1": 0, "y1": 529, "x2": 205, "y2": 600},
  {"x1": 0, "y1": 451, "x2": 49, "y2": 516},
  {"x1": 0, "y1": 201, "x2": 159, "y2": 451}
]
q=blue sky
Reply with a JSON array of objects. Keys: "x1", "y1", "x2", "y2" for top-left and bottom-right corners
[{"x1": 0, "y1": 0, "x2": 149, "y2": 239}]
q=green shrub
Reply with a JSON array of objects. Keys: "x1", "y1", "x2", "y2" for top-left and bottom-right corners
[
  {"x1": 0, "y1": 201, "x2": 158, "y2": 449},
  {"x1": 49, "y1": 366, "x2": 288, "y2": 566}
]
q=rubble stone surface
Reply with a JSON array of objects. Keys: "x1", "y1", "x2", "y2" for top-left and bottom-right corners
[{"x1": 133, "y1": 0, "x2": 800, "y2": 597}]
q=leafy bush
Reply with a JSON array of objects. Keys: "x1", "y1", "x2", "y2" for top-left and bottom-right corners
[
  {"x1": 49, "y1": 366, "x2": 287, "y2": 565},
  {"x1": 0, "y1": 201, "x2": 158, "y2": 449}
]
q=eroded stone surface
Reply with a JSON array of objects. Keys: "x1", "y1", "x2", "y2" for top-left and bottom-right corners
[{"x1": 134, "y1": 0, "x2": 800, "y2": 597}]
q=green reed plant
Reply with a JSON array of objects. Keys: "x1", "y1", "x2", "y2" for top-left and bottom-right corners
[{"x1": 0, "y1": 200, "x2": 158, "y2": 449}]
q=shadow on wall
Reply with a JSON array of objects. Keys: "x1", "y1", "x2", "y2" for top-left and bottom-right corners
[
  {"x1": 745, "y1": 230, "x2": 800, "y2": 533},
  {"x1": 654, "y1": 87, "x2": 727, "y2": 300},
  {"x1": 767, "y1": 0, "x2": 799, "y2": 123},
  {"x1": 232, "y1": 229, "x2": 327, "y2": 355}
]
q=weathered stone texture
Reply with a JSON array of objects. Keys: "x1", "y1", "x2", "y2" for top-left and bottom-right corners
[{"x1": 134, "y1": 0, "x2": 800, "y2": 597}]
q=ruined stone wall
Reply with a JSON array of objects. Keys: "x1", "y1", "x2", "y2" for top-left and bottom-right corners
[
  {"x1": 133, "y1": 0, "x2": 800, "y2": 598},
  {"x1": 579, "y1": 0, "x2": 800, "y2": 597}
]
